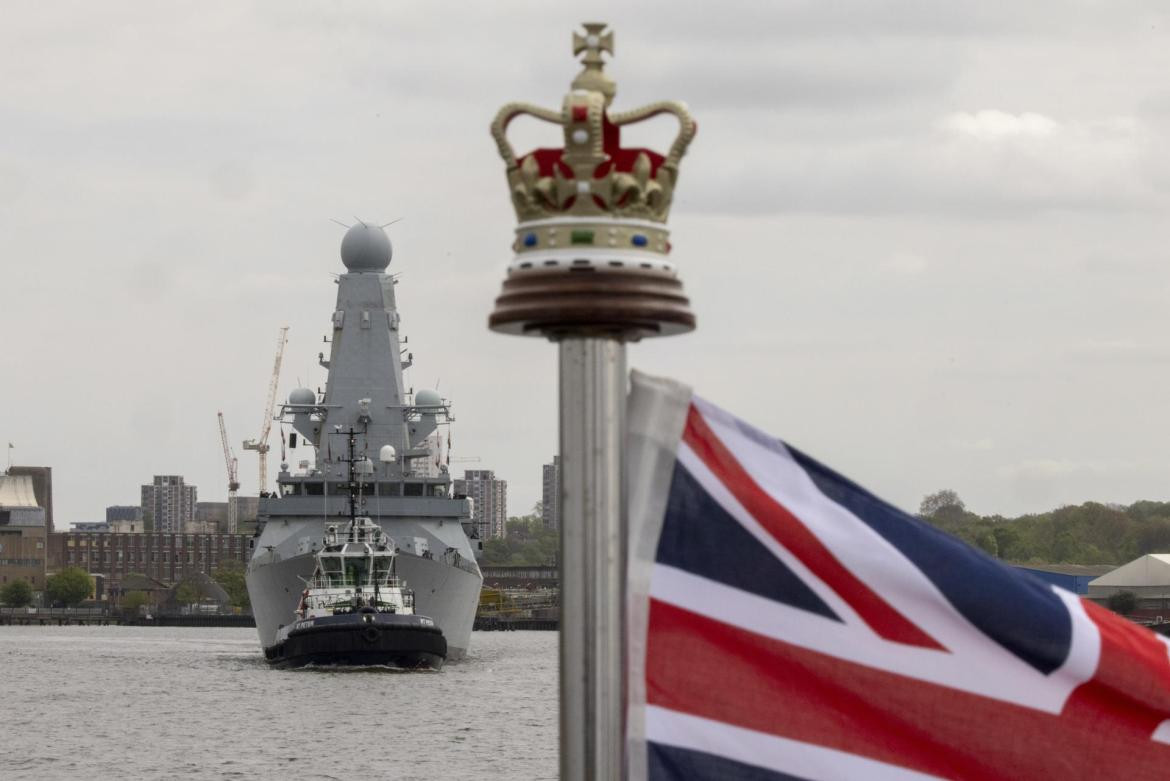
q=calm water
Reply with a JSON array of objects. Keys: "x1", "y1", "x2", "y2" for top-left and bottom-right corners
[{"x1": 2, "y1": 626, "x2": 557, "y2": 780}]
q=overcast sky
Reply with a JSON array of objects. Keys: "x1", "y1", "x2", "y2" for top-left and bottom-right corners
[{"x1": 3, "y1": 2, "x2": 1170, "y2": 525}]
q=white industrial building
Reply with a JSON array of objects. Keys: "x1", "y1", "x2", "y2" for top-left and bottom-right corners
[{"x1": 1087, "y1": 554, "x2": 1170, "y2": 600}]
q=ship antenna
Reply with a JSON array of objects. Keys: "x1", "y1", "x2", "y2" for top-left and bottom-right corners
[{"x1": 347, "y1": 428, "x2": 358, "y2": 527}]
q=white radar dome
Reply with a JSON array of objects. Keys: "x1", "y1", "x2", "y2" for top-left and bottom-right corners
[
  {"x1": 415, "y1": 389, "x2": 442, "y2": 407},
  {"x1": 379, "y1": 445, "x2": 397, "y2": 462},
  {"x1": 288, "y1": 387, "x2": 316, "y2": 405},
  {"x1": 340, "y1": 222, "x2": 392, "y2": 272}
]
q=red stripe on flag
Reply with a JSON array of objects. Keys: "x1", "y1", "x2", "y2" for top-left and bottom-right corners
[
  {"x1": 646, "y1": 599, "x2": 1170, "y2": 779},
  {"x1": 683, "y1": 405, "x2": 943, "y2": 650},
  {"x1": 1062, "y1": 599, "x2": 1170, "y2": 738}
]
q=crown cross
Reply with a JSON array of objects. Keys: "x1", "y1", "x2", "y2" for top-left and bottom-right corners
[{"x1": 573, "y1": 23, "x2": 613, "y2": 65}]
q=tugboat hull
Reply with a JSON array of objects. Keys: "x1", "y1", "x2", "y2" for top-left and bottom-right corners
[{"x1": 266, "y1": 613, "x2": 447, "y2": 670}]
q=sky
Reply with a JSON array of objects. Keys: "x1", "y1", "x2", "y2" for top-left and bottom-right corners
[{"x1": 3, "y1": 1, "x2": 1170, "y2": 525}]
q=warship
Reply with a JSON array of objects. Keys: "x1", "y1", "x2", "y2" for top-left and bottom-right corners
[{"x1": 245, "y1": 222, "x2": 482, "y2": 660}]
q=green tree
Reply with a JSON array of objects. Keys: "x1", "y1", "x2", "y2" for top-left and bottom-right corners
[
  {"x1": 1, "y1": 579, "x2": 34, "y2": 607},
  {"x1": 175, "y1": 581, "x2": 201, "y2": 605},
  {"x1": 46, "y1": 567, "x2": 93, "y2": 606},
  {"x1": 919, "y1": 490, "x2": 966, "y2": 521},
  {"x1": 480, "y1": 513, "x2": 558, "y2": 566},
  {"x1": 212, "y1": 561, "x2": 250, "y2": 609},
  {"x1": 1107, "y1": 590, "x2": 1138, "y2": 615},
  {"x1": 120, "y1": 590, "x2": 150, "y2": 614}
]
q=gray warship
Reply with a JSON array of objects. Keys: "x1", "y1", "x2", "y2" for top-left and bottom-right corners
[{"x1": 245, "y1": 222, "x2": 483, "y2": 660}]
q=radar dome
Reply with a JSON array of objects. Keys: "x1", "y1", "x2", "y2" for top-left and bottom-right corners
[
  {"x1": 415, "y1": 389, "x2": 442, "y2": 407},
  {"x1": 288, "y1": 387, "x2": 316, "y2": 405},
  {"x1": 340, "y1": 222, "x2": 392, "y2": 272}
]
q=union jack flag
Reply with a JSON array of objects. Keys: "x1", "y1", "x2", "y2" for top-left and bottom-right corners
[{"x1": 627, "y1": 372, "x2": 1170, "y2": 780}]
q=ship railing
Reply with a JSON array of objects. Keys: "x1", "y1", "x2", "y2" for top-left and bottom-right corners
[{"x1": 307, "y1": 574, "x2": 406, "y2": 590}]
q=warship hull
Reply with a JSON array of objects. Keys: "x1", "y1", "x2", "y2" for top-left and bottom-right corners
[
  {"x1": 266, "y1": 612, "x2": 447, "y2": 669},
  {"x1": 247, "y1": 519, "x2": 481, "y2": 660}
]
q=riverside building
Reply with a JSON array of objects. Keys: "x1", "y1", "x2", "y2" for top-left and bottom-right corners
[
  {"x1": 0, "y1": 471, "x2": 48, "y2": 590},
  {"x1": 48, "y1": 531, "x2": 248, "y2": 590},
  {"x1": 456, "y1": 469, "x2": 508, "y2": 540},
  {"x1": 140, "y1": 475, "x2": 197, "y2": 533},
  {"x1": 541, "y1": 456, "x2": 561, "y2": 530}
]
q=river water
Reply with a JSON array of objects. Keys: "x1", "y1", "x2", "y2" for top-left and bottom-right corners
[{"x1": 2, "y1": 626, "x2": 557, "y2": 780}]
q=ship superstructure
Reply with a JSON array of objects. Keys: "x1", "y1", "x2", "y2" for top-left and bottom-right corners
[{"x1": 245, "y1": 222, "x2": 482, "y2": 660}]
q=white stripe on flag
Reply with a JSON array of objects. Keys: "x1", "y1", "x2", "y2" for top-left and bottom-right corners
[{"x1": 645, "y1": 704, "x2": 943, "y2": 781}]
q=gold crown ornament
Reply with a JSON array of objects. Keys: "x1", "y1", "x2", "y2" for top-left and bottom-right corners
[{"x1": 488, "y1": 23, "x2": 697, "y2": 340}]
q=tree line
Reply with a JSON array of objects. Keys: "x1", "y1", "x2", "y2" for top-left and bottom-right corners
[
  {"x1": 0, "y1": 561, "x2": 250, "y2": 610},
  {"x1": 477, "y1": 491, "x2": 1170, "y2": 568},
  {"x1": 918, "y1": 489, "x2": 1170, "y2": 564},
  {"x1": 481, "y1": 512, "x2": 557, "y2": 567}
]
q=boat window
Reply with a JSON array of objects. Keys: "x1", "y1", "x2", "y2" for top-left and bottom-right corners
[
  {"x1": 304, "y1": 482, "x2": 324, "y2": 496},
  {"x1": 373, "y1": 559, "x2": 391, "y2": 583},
  {"x1": 379, "y1": 483, "x2": 401, "y2": 497},
  {"x1": 345, "y1": 559, "x2": 370, "y2": 586},
  {"x1": 404, "y1": 482, "x2": 424, "y2": 497},
  {"x1": 432, "y1": 485, "x2": 446, "y2": 497}
]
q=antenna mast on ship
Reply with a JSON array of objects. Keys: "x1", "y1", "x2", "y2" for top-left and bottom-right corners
[{"x1": 328, "y1": 427, "x2": 366, "y2": 531}]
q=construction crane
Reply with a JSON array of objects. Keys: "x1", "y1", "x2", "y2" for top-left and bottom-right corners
[
  {"x1": 243, "y1": 326, "x2": 289, "y2": 496},
  {"x1": 217, "y1": 411, "x2": 240, "y2": 533}
]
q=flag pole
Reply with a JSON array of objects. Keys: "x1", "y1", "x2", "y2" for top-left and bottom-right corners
[
  {"x1": 487, "y1": 23, "x2": 696, "y2": 779},
  {"x1": 558, "y1": 336, "x2": 627, "y2": 779}
]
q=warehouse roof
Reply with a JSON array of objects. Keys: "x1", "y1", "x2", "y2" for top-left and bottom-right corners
[{"x1": 1089, "y1": 555, "x2": 1170, "y2": 588}]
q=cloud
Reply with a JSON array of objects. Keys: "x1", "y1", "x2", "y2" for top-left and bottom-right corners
[
  {"x1": 881, "y1": 252, "x2": 930, "y2": 275},
  {"x1": 1063, "y1": 339, "x2": 1170, "y2": 366},
  {"x1": 681, "y1": 109, "x2": 1161, "y2": 217},
  {"x1": 5, "y1": 1, "x2": 1170, "y2": 523},
  {"x1": 998, "y1": 458, "x2": 1161, "y2": 480},
  {"x1": 952, "y1": 438, "x2": 995, "y2": 452},
  {"x1": 939, "y1": 110, "x2": 1058, "y2": 140}
]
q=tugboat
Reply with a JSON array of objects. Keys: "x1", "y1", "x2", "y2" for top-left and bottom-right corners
[{"x1": 265, "y1": 430, "x2": 447, "y2": 669}]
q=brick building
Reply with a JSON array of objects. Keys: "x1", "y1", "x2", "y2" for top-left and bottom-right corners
[{"x1": 48, "y1": 531, "x2": 249, "y2": 590}]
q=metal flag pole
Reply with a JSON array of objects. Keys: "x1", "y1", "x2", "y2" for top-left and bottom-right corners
[
  {"x1": 488, "y1": 23, "x2": 696, "y2": 780},
  {"x1": 558, "y1": 336, "x2": 627, "y2": 779}
]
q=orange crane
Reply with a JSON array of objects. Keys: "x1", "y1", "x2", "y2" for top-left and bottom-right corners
[
  {"x1": 243, "y1": 326, "x2": 289, "y2": 496},
  {"x1": 217, "y1": 411, "x2": 240, "y2": 533}
]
